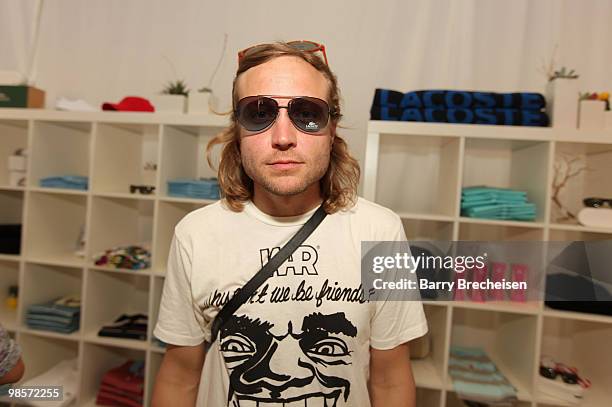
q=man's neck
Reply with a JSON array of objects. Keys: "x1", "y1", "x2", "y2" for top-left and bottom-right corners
[{"x1": 252, "y1": 185, "x2": 322, "y2": 217}]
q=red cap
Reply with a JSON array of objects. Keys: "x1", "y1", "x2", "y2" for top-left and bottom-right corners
[{"x1": 102, "y1": 96, "x2": 155, "y2": 112}]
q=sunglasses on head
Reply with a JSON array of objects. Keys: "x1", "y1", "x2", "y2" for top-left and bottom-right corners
[
  {"x1": 583, "y1": 197, "x2": 612, "y2": 208},
  {"x1": 238, "y1": 40, "x2": 328, "y2": 65},
  {"x1": 234, "y1": 95, "x2": 333, "y2": 135}
]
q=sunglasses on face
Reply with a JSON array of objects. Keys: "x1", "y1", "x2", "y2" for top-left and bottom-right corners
[
  {"x1": 234, "y1": 95, "x2": 333, "y2": 135},
  {"x1": 238, "y1": 40, "x2": 328, "y2": 65},
  {"x1": 583, "y1": 197, "x2": 612, "y2": 208}
]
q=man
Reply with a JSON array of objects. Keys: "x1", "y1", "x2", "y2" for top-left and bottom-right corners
[{"x1": 152, "y1": 41, "x2": 428, "y2": 407}]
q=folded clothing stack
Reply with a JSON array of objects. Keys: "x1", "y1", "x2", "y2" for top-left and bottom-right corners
[
  {"x1": 449, "y1": 346, "x2": 517, "y2": 404},
  {"x1": 371, "y1": 89, "x2": 549, "y2": 126},
  {"x1": 98, "y1": 314, "x2": 148, "y2": 341},
  {"x1": 96, "y1": 360, "x2": 144, "y2": 407},
  {"x1": 40, "y1": 175, "x2": 88, "y2": 190},
  {"x1": 0, "y1": 224, "x2": 21, "y2": 254},
  {"x1": 93, "y1": 245, "x2": 151, "y2": 270},
  {"x1": 26, "y1": 295, "x2": 80, "y2": 334},
  {"x1": 461, "y1": 186, "x2": 536, "y2": 221},
  {"x1": 168, "y1": 177, "x2": 220, "y2": 199}
]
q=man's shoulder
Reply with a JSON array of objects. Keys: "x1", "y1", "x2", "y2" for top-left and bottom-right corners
[
  {"x1": 339, "y1": 197, "x2": 402, "y2": 230},
  {"x1": 174, "y1": 199, "x2": 238, "y2": 238}
]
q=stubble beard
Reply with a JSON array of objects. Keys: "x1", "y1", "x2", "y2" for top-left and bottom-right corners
[{"x1": 242, "y1": 154, "x2": 330, "y2": 197}]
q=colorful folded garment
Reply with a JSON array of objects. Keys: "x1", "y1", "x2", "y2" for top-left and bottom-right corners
[
  {"x1": 93, "y1": 245, "x2": 151, "y2": 270},
  {"x1": 167, "y1": 177, "x2": 220, "y2": 199},
  {"x1": 449, "y1": 346, "x2": 517, "y2": 404},
  {"x1": 461, "y1": 186, "x2": 537, "y2": 221},
  {"x1": 40, "y1": 175, "x2": 88, "y2": 190},
  {"x1": 373, "y1": 89, "x2": 547, "y2": 110},
  {"x1": 370, "y1": 106, "x2": 549, "y2": 126},
  {"x1": 99, "y1": 360, "x2": 144, "y2": 395}
]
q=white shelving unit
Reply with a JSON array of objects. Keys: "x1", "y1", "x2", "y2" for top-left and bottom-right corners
[
  {"x1": 0, "y1": 109, "x2": 227, "y2": 407},
  {"x1": 364, "y1": 120, "x2": 612, "y2": 407},
  {"x1": 1, "y1": 110, "x2": 611, "y2": 406}
]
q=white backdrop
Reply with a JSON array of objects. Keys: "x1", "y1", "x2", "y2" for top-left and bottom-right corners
[{"x1": 2, "y1": 0, "x2": 612, "y2": 190}]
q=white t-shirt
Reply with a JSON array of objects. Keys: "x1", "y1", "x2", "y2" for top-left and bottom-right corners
[{"x1": 154, "y1": 197, "x2": 428, "y2": 406}]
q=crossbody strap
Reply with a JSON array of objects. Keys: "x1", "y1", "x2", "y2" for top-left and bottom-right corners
[{"x1": 210, "y1": 204, "x2": 327, "y2": 342}]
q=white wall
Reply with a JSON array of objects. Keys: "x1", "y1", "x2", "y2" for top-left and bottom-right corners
[{"x1": 2, "y1": 0, "x2": 612, "y2": 190}]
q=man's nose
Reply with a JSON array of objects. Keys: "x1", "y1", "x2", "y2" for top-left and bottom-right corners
[{"x1": 270, "y1": 108, "x2": 297, "y2": 150}]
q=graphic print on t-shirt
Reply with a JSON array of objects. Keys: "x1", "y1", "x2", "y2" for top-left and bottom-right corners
[
  {"x1": 220, "y1": 312, "x2": 356, "y2": 406},
  {"x1": 205, "y1": 244, "x2": 368, "y2": 406}
]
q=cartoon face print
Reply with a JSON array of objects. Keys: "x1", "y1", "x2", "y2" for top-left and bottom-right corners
[{"x1": 220, "y1": 312, "x2": 357, "y2": 406}]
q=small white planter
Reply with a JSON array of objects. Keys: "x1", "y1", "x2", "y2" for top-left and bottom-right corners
[
  {"x1": 149, "y1": 94, "x2": 186, "y2": 113},
  {"x1": 578, "y1": 100, "x2": 606, "y2": 130},
  {"x1": 545, "y1": 79, "x2": 579, "y2": 129},
  {"x1": 187, "y1": 92, "x2": 212, "y2": 115}
]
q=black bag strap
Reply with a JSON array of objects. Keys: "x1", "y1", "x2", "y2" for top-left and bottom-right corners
[{"x1": 210, "y1": 204, "x2": 327, "y2": 342}]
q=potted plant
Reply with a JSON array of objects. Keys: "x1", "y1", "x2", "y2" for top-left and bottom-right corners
[
  {"x1": 541, "y1": 47, "x2": 580, "y2": 129},
  {"x1": 150, "y1": 79, "x2": 189, "y2": 113}
]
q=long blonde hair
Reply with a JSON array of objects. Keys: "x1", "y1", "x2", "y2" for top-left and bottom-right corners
[{"x1": 206, "y1": 42, "x2": 360, "y2": 214}]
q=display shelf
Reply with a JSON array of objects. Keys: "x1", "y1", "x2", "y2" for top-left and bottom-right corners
[
  {"x1": 458, "y1": 221, "x2": 545, "y2": 241},
  {"x1": 28, "y1": 186, "x2": 88, "y2": 196},
  {"x1": 449, "y1": 307, "x2": 538, "y2": 402},
  {"x1": 19, "y1": 263, "x2": 82, "y2": 334},
  {"x1": 402, "y1": 218, "x2": 454, "y2": 240},
  {"x1": 538, "y1": 316, "x2": 612, "y2": 407},
  {"x1": 82, "y1": 270, "x2": 149, "y2": 341},
  {"x1": 88, "y1": 196, "x2": 153, "y2": 268},
  {"x1": 543, "y1": 307, "x2": 612, "y2": 325},
  {"x1": 445, "y1": 391, "x2": 532, "y2": 407},
  {"x1": 462, "y1": 138, "x2": 550, "y2": 223},
  {"x1": 412, "y1": 304, "x2": 449, "y2": 390},
  {"x1": 19, "y1": 327, "x2": 81, "y2": 341},
  {"x1": 91, "y1": 123, "x2": 159, "y2": 195},
  {"x1": 0, "y1": 262, "x2": 18, "y2": 333},
  {"x1": 158, "y1": 124, "x2": 220, "y2": 197},
  {"x1": 369, "y1": 133, "x2": 461, "y2": 217},
  {"x1": 23, "y1": 191, "x2": 87, "y2": 265},
  {"x1": 28, "y1": 121, "x2": 91, "y2": 188},
  {"x1": 158, "y1": 195, "x2": 217, "y2": 205},
  {"x1": 0, "y1": 119, "x2": 28, "y2": 188},
  {"x1": 93, "y1": 191, "x2": 156, "y2": 201},
  {"x1": 79, "y1": 343, "x2": 145, "y2": 406},
  {"x1": 88, "y1": 264, "x2": 154, "y2": 276},
  {"x1": 15, "y1": 332, "x2": 79, "y2": 383},
  {"x1": 548, "y1": 227, "x2": 612, "y2": 241},
  {"x1": 451, "y1": 300, "x2": 541, "y2": 316}
]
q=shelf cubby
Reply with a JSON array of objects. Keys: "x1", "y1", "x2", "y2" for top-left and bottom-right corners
[
  {"x1": 91, "y1": 123, "x2": 159, "y2": 195},
  {"x1": 412, "y1": 304, "x2": 449, "y2": 391},
  {"x1": 0, "y1": 119, "x2": 28, "y2": 188},
  {"x1": 374, "y1": 134, "x2": 461, "y2": 217},
  {"x1": 158, "y1": 124, "x2": 219, "y2": 197},
  {"x1": 445, "y1": 391, "x2": 531, "y2": 407},
  {"x1": 402, "y1": 218, "x2": 454, "y2": 240},
  {"x1": 17, "y1": 332, "x2": 79, "y2": 382},
  {"x1": 28, "y1": 121, "x2": 91, "y2": 189},
  {"x1": 551, "y1": 141, "x2": 612, "y2": 225},
  {"x1": 89, "y1": 196, "x2": 154, "y2": 269},
  {"x1": 458, "y1": 221, "x2": 544, "y2": 241},
  {"x1": 20, "y1": 263, "x2": 82, "y2": 333},
  {"x1": 538, "y1": 316, "x2": 612, "y2": 407},
  {"x1": 415, "y1": 388, "x2": 443, "y2": 406},
  {"x1": 83, "y1": 270, "x2": 149, "y2": 342},
  {"x1": 24, "y1": 191, "x2": 87, "y2": 266},
  {"x1": 0, "y1": 260, "x2": 19, "y2": 330},
  {"x1": 449, "y1": 307, "x2": 538, "y2": 402},
  {"x1": 80, "y1": 343, "x2": 145, "y2": 406},
  {"x1": 152, "y1": 200, "x2": 205, "y2": 273},
  {"x1": 462, "y1": 138, "x2": 550, "y2": 223},
  {"x1": 0, "y1": 189, "x2": 24, "y2": 256}
]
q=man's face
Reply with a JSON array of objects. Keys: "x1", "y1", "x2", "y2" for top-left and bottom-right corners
[{"x1": 235, "y1": 56, "x2": 334, "y2": 198}]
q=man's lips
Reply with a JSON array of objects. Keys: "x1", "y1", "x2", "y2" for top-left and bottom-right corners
[{"x1": 267, "y1": 160, "x2": 303, "y2": 170}]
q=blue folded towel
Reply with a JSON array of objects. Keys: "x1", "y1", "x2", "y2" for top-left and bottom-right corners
[
  {"x1": 40, "y1": 175, "x2": 88, "y2": 190},
  {"x1": 168, "y1": 178, "x2": 220, "y2": 200}
]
